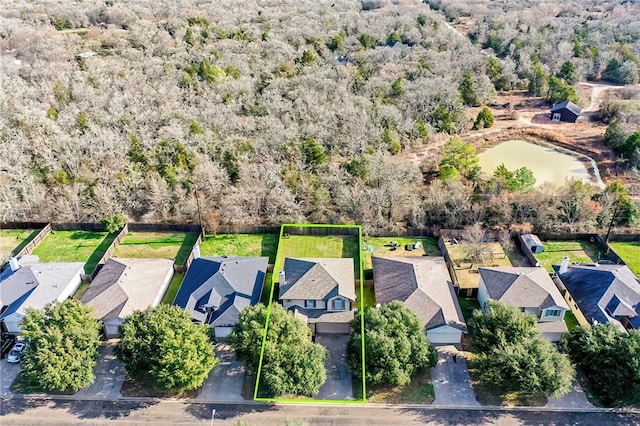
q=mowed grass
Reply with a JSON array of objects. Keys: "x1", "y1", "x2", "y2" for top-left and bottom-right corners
[
  {"x1": 113, "y1": 232, "x2": 199, "y2": 265},
  {"x1": 161, "y1": 272, "x2": 184, "y2": 305},
  {"x1": 199, "y1": 234, "x2": 278, "y2": 263},
  {"x1": 357, "y1": 286, "x2": 376, "y2": 309},
  {"x1": 608, "y1": 241, "x2": 640, "y2": 277},
  {"x1": 361, "y1": 237, "x2": 440, "y2": 271},
  {"x1": 0, "y1": 229, "x2": 40, "y2": 264},
  {"x1": 534, "y1": 240, "x2": 600, "y2": 272},
  {"x1": 273, "y1": 235, "x2": 360, "y2": 278},
  {"x1": 32, "y1": 230, "x2": 116, "y2": 275}
]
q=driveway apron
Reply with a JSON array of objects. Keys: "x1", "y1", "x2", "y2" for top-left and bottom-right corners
[
  {"x1": 75, "y1": 340, "x2": 125, "y2": 398},
  {"x1": 314, "y1": 334, "x2": 353, "y2": 400},
  {"x1": 431, "y1": 345, "x2": 479, "y2": 407},
  {"x1": 197, "y1": 343, "x2": 246, "y2": 401}
]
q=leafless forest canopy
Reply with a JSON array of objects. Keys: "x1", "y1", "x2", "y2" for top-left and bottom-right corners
[{"x1": 0, "y1": 0, "x2": 638, "y2": 234}]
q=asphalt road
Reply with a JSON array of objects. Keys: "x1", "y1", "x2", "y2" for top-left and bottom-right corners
[{"x1": 1, "y1": 397, "x2": 639, "y2": 425}]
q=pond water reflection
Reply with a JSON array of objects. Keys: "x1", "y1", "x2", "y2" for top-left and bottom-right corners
[{"x1": 477, "y1": 139, "x2": 604, "y2": 188}]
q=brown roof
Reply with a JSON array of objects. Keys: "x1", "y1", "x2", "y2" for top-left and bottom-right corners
[{"x1": 373, "y1": 256, "x2": 467, "y2": 332}]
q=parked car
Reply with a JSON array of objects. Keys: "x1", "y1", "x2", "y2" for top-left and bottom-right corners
[
  {"x1": 6, "y1": 341, "x2": 27, "y2": 363},
  {"x1": 1, "y1": 333, "x2": 17, "y2": 359}
]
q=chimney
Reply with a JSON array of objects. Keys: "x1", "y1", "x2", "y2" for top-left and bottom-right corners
[
  {"x1": 278, "y1": 270, "x2": 286, "y2": 285},
  {"x1": 9, "y1": 257, "x2": 20, "y2": 272},
  {"x1": 193, "y1": 244, "x2": 201, "y2": 259},
  {"x1": 559, "y1": 256, "x2": 570, "y2": 275}
]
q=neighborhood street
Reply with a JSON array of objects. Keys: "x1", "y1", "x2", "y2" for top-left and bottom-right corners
[{"x1": 1, "y1": 397, "x2": 639, "y2": 425}]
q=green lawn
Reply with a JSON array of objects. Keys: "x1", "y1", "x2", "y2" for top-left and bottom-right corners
[
  {"x1": 32, "y1": 230, "x2": 116, "y2": 275},
  {"x1": 608, "y1": 241, "x2": 640, "y2": 277},
  {"x1": 161, "y1": 272, "x2": 184, "y2": 305},
  {"x1": 199, "y1": 233, "x2": 278, "y2": 263},
  {"x1": 360, "y1": 369, "x2": 435, "y2": 403},
  {"x1": 0, "y1": 229, "x2": 40, "y2": 264},
  {"x1": 361, "y1": 237, "x2": 440, "y2": 271},
  {"x1": 564, "y1": 311, "x2": 579, "y2": 332},
  {"x1": 273, "y1": 235, "x2": 360, "y2": 278},
  {"x1": 357, "y1": 286, "x2": 376, "y2": 309},
  {"x1": 458, "y1": 297, "x2": 482, "y2": 322},
  {"x1": 113, "y1": 232, "x2": 199, "y2": 265},
  {"x1": 534, "y1": 240, "x2": 600, "y2": 272}
]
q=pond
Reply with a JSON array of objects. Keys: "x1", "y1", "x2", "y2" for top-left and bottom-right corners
[{"x1": 477, "y1": 139, "x2": 604, "y2": 188}]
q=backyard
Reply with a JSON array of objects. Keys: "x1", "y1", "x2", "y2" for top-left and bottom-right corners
[
  {"x1": 445, "y1": 241, "x2": 513, "y2": 291},
  {"x1": 32, "y1": 230, "x2": 117, "y2": 275},
  {"x1": 534, "y1": 240, "x2": 600, "y2": 272},
  {"x1": 361, "y1": 237, "x2": 440, "y2": 271},
  {"x1": 199, "y1": 233, "x2": 278, "y2": 264},
  {"x1": 113, "y1": 232, "x2": 199, "y2": 265},
  {"x1": 0, "y1": 228, "x2": 40, "y2": 264},
  {"x1": 608, "y1": 241, "x2": 640, "y2": 277}
]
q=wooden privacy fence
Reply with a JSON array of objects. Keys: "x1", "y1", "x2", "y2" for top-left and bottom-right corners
[
  {"x1": 175, "y1": 232, "x2": 204, "y2": 273},
  {"x1": 13, "y1": 223, "x2": 52, "y2": 259}
]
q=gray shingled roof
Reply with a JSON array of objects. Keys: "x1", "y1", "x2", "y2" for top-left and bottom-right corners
[
  {"x1": 551, "y1": 100, "x2": 581, "y2": 115},
  {"x1": 279, "y1": 258, "x2": 356, "y2": 302},
  {"x1": 372, "y1": 256, "x2": 467, "y2": 332},
  {"x1": 554, "y1": 263, "x2": 640, "y2": 331},
  {"x1": 174, "y1": 256, "x2": 268, "y2": 327},
  {"x1": 81, "y1": 257, "x2": 174, "y2": 320},
  {"x1": 478, "y1": 267, "x2": 568, "y2": 310}
]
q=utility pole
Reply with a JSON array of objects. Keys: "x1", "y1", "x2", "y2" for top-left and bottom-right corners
[
  {"x1": 194, "y1": 184, "x2": 205, "y2": 238},
  {"x1": 604, "y1": 198, "x2": 620, "y2": 254}
]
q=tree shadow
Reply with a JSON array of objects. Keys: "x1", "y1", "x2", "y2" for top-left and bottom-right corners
[
  {"x1": 0, "y1": 397, "x2": 158, "y2": 419},
  {"x1": 84, "y1": 232, "x2": 118, "y2": 275},
  {"x1": 401, "y1": 407, "x2": 640, "y2": 425},
  {"x1": 261, "y1": 234, "x2": 279, "y2": 264},
  {"x1": 184, "y1": 401, "x2": 277, "y2": 421},
  {"x1": 175, "y1": 233, "x2": 199, "y2": 265}
]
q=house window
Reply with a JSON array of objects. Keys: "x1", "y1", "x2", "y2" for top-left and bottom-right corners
[
  {"x1": 552, "y1": 113, "x2": 561, "y2": 121},
  {"x1": 546, "y1": 309, "x2": 561, "y2": 317},
  {"x1": 333, "y1": 299, "x2": 345, "y2": 310},
  {"x1": 305, "y1": 300, "x2": 316, "y2": 308}
]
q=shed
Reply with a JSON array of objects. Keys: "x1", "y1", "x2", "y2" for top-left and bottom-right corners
[
  {"x1": 550, "y1": 101, "x2": 581, "y2": 123},
  {"x1": 521, "y1": 234, "x2": 544, "y2": 254}
]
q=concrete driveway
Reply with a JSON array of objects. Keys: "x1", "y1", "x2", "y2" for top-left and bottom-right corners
[
  {"x1": 75, "y1": 340, "x2": 126, "y2": 398},
  {"x1": 546, "y1": 379, "x2": 594, "y2": 409},
  {"x1": 314, "y1": 334, "x2": 353, "y2": 400},
  {"x1": 197, "y1": 343, "x2": 246, "y2": 401},
  {"x1": 0, "y1": 358, "x2": 21, "y2": 396},
  {"x1": 431, "y1": 345, "x2": 480, "y2": 407}
]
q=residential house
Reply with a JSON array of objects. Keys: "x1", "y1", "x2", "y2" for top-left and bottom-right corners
[
  {"x1": 279, "y1": 258, "x2": 356, "y2": 334},
  {"x1": 478, "y1": 266, "x2": 569, "y2": 341},
  {"x1": 173, "y1": 255, "x2": 268, "y2": 338},
  {"x1": 550, "y1": 100, "x2": 581, "y2": 123},
  {"x1": 373, "y1": 256, "x2": 467, "y2": 344},
  {"x1": 81, "y1": 257, "x2": 174, "y2": 338},
  {"x1": 553, "y1": 260, "x2": 640, "y2": 332},
  {"x1": 0, "y1": 255, "x2": 84, "y2": 333}
]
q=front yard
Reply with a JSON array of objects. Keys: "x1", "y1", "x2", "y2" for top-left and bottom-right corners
[
  {"x1": 112, "y1": 232, "x2": 199, "y2": 265},
  {"x1": 32, "y1": 230, "x2": 117, "y2": 275},
  {"x1": 608, "y1": 241, "x2": 640, "y2": 277},
  {"x1": 534, "y1": 240, "x2": 600, "y2": 272},
  {"x1": 358, "y1": 369, "x2": 435, "y2": 404}
]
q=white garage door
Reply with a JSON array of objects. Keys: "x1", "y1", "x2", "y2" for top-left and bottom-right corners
[
  {"x1": 316, "y1": 322, "x2": 350, "y2": 334},
  {"x1": 427, "y1": 327, "x2": 462, "y2": 345},
  {"x1": 215, "y1": 327, "x2": 233, "y2": 339}
]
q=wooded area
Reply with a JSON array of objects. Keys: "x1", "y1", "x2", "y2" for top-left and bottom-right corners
[{"x1": 1, "y1": 0, "x2": 638, "y2": 234}]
